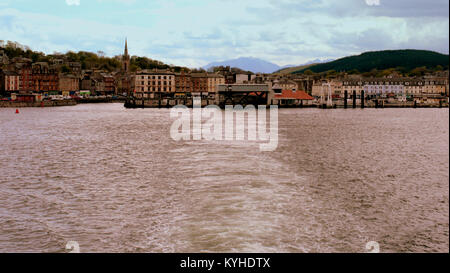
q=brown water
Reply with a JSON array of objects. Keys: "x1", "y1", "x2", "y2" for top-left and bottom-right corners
[{"x1": 0, "y1": 103, "x2": 448, "y2": 253}]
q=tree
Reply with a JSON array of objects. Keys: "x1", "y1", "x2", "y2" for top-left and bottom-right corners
[
  {"x1": 61, "y1": 65, "x2": 71, "y2": 73},
  {"x1": 348, "y1": 69, "x2": 360, "y2": 75},
  {"x1": 409, "y1": 66, "x2": 428, "y2": 77}
]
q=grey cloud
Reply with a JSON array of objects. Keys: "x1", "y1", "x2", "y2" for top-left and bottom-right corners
[
  {"x1": 247, "y1": 0, "x2": 449, "y2": 20},
  {"x1": 365, "y1": 0, "x2": 449, "y2": 18}
]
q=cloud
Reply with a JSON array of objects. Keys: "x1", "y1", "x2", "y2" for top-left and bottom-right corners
[
  {"x1": 0, "y1": 0, "x2": 448, "y2": 67},
  {"x1": 65, "y1": 0, "x2": 80, "y2": 6},
  {"x1": 365, "y1": 0, "x2": 380, "y2": 6}
]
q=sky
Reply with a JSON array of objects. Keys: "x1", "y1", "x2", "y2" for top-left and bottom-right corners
[{"x1": 0, "y1": 0, "x2": 449, "y2": 68}]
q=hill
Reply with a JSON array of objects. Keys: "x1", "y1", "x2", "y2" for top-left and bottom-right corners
[
  {"x1": 0, "y1": 40, "x2": 188, "y2": 73},
  {"x1": 275, "y1": 59, "x2": 334, "y2": 74},
  {"x1": 203, "y1": 57, "x2": 281, "y2": 74},
  {"x1": 293, "y1": 50, "x2": 449, "y2": 74}
]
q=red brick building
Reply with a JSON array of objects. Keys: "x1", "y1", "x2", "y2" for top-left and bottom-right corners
[
  {"x1": 175, "y1": 71, "x2": 192, "y2": 93},
  {"x1": 31, "y1": 63, "x2": 59, "y2": 93},
  {"x1": 19, "y1": 63, "x2": 33, "y2": 92},
  {"x1": 191, "y1": 73, "x2": 208, "y2": 92}
]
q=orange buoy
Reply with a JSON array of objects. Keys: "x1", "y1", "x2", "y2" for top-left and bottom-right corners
[{"x1": 15, "y1": 109, "x2": 19, "y2": 114}]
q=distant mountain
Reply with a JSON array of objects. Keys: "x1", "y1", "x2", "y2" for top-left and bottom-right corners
[
  {"x1": 203, "y1": 57, "x2": 282, "y2": 73},
  {"x1": 293, "y1": 50, "x2": 449, "y2": 74}
]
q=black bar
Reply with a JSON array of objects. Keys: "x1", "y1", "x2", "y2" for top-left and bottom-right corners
[
  {"x1": 1, "y1": 253, "x2": 447, "y2": 272},
  {"x1": 344, "y1": 90, "x2": 348, "y2": 109},
  {"x1": 353, "y1": 90, "x2": 356, "y2": 108},
  {"x1": 361, "y1": 90, "x2": 365, "y2": 109}
]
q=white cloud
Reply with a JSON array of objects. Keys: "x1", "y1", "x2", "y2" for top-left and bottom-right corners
[
  {"x1": 365, "y1": 0, "x2": 380, "y2": 6},
  {"x1": 65, "y1": 0, "x2": 80, "y2": 6}
]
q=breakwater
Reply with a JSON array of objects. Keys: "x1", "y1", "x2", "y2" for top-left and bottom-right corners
[{"x1": 79, "y1": 98, "x2": 126, "y2": 104}]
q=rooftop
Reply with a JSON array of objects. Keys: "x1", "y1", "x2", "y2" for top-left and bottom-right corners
[{"x1": 274, "y1": 90, "x2": 314, "y2": 100}]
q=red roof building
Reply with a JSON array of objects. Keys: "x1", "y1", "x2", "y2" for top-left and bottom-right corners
[
  {"x1": 274, "y1": 89, "x2": 314, "y2": 100},
  {"x1": 272, "y1": 89, "x2": 314, "y2": 106}
]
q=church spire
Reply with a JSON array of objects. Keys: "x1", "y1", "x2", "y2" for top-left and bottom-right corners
[{"x1": 122, "y1": 38, "x2": 130, "y2": 73}]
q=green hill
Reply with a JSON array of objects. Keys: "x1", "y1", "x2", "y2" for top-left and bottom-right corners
[
  {"x1": 274, "y1": 63, "x2": 316, "y2": 74},
  {"x1": 293, "y1": 50, "x2": 449, "y2": 74},
  {"x1": 0, "y1": 40, "x2": 189, "y2": 73}
]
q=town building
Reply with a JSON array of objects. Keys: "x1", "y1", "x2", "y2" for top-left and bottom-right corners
[
  {"x1": 206, "y1": 73, "x2": 225, "y2": 93},
  {"x1": 235, "y1": 73, "x2": 256, "y2": 84},
  {"x1": 175, "y1": 71, "x2": 192, "y2": 93},
  {"x1": 0, "y1": 71, "x2": 20, "y2": 94},
  {"x1": 59, "y1": 74, "x2": 80, "y2": 96},
  {"x1": 277, "y1": 79, "x2": 298, "y2": 91},
  {"x1": 81, "y1": 72, "x2": 95, "y2": 92},
  {"x1": 116, "y1": 39, "x2": 132, "y2": 96},
  {"x1": 312, "y1": 80, "x2": 344, "y2": 98},
  {"x1": 131, "y1": 69, "x2": 176, "y2": 99},
  {"x1": 16, "y1": 62, "x2": 33, "y2": 92},
  {"x1": 272, "y1": 89, "x2": 314, "y2": 106},
  {"x1": 68, "y1": 62, "x2": 82, "y2": 76},
  {"x1": 217, "y1": 84, "x2": 270, "y2": 106},
  {"x1": 191, "y1": 73, "x2": 209, "y2": 92},
  {"x1": 30, "y1": 62, "x2": 59, "y2": 93}
]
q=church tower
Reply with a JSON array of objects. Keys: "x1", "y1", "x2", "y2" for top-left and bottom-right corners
[{"x1": 122, "y1": 38, "x2": 130, "y2": 73}]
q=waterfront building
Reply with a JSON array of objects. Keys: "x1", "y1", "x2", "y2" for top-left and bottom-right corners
[
  {"x1": 217, "y1": 84, "x2": 270, "y2": 106},
  {"x1": 85, "y1": 72, "x2": 116, "y2": 95},
  {"x1": 363, "y1": 79, "x2": 405, "y2": 98},
  {"x1": 191, "y1": 73, "x2": 208, "y2": 92},
  {"x1": 175, "y1": 71, "x2": 193, "y2": 94},
  {"x1": 81, "y1": 72, "x2": 95, "y2": 93},
  {"x1": 312, "y1": 80, "x2": 344, "y2": 98},
  {"x1": 271, "y1": 89, "x2": 314, "y2": 106},
  {"x1": 101, "y1": 73, "x2": 116, "y2": 95},
  {"x1": 206, "y1": 73, "x2": 225, "y2": 93},
  {"x1": 0, "y1": 71, "x2": 20, "y2": 95},
  {"x1": 59, "y1": 74, "x2": 79, "y2": 95},
  {"x1": 18, "y1": 62, "x2": 33, "y2": 92},
  {"x1": 131, "y1": 69, "x2": 176, "y2": 99},
  {"x1": 340, "y1": 77, "x2": 448, "y2": 101},
  {"x1": 30, "y1": 62, "x2": 59, "y2": 93}
]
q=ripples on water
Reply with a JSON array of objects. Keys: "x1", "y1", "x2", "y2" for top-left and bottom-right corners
[{"x1": 0, "y1": 104, "x2": 448, "y2": 253}]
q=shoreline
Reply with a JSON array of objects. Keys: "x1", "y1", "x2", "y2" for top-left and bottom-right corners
[
  {"x1": 0, "y1": 98, "x2": 125, "y2": 108},
  {"x1": 0, "y1": 99, "x2": 77, "y2": 108},
  {"x1": 1, "y1": 99, "x2": 448, "y2": 109}
]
